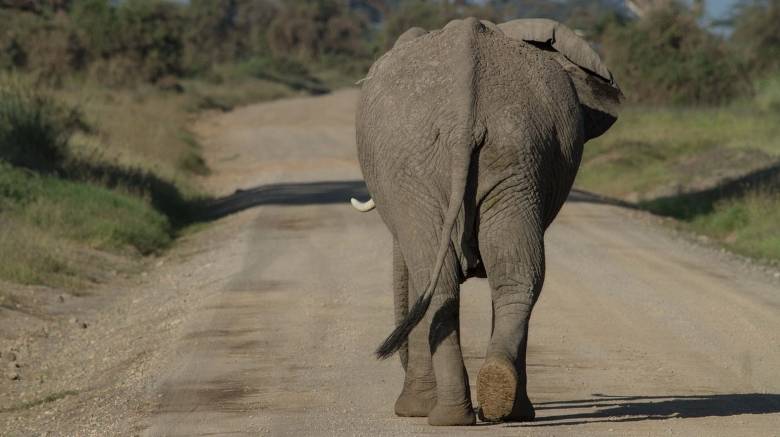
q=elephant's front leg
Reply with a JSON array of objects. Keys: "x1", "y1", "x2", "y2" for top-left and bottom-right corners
[{"x1": 476, "y1": 204, "x2": 545, "y2": 422}]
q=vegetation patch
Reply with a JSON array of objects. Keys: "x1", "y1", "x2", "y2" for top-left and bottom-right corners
[
  {"x1": 644, "y1": 189, "x2": 780, "y2": 262},
  {"x1": 601, "y1": 6, "x2": 748, "y2": 105},
  {"x1": 0, "y1": 164, "x2": 171, "y2": 256},
  {"x1": 0, "y1": 218, "x2": 76, "y2": 288},
  {"x1": 578, "y1": 80, "x2": 780, "y2": 262},
  {"x1": 0, "y1": 75, "x2": 82, "y2": 171}
]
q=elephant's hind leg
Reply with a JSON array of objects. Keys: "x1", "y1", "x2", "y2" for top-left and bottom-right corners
[
  {"x1": 476, "y1": 202, "x2": 545, "y2": 422},
  {"x1": 393, "y1": 239, "x2": 437, "y2": 417},
  {"x1": 396, "y1": 231, "x2": 475, "y2": 425}
]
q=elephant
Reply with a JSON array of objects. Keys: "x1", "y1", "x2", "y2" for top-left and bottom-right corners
[{"x1": 352, "y1": 17, "x2": 622, "y2": 426}]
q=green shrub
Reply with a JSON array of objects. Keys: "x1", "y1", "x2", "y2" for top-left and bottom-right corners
[
  {"x1": 0, "y1": 75, "x2": 83, "y2": 171},
  {"x1": 70, "y1": 0, "x2": 120, "y2": 59},
  {"x1": 182, "y1": 0, "x2": 279, "y2": 73},
  {"x1": 0, "y1": 9, "x2": 87, "y2": 81},
  {"x1": 753, "y1": 74, "x2": 780, "y2": 112},
  {"x1": 602, "y1": 5, "x2": 749, "y2": 105},
  {"x1": 731, "y1": 0, "x2": 780, "y2": 78},
  {"x1": 266, "y1": 0, "x2": 369, "y2": 61},
  {"x1": 114, "y1": 0, "x2": 186, "y2": 82}
]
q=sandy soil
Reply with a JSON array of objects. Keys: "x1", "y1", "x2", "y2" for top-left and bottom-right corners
[{"x1": 2, "y1": 89, "x2": 779, "y2": 436}]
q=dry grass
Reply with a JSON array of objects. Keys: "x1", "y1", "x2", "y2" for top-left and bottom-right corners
[{"x1": 1, "y1": 75, "x2": 300, "y2": 289}]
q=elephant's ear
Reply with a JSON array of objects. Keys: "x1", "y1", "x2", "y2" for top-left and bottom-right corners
[
  {"x1": 394, "y1": 27, "x2": 428, "y2": 48},
  {"x1": 497, "y1": 19, "x2": 623, "y2": 140}
]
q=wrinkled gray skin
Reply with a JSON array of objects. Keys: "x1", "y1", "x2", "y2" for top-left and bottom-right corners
[{"x1": 356, "y1": 18, "x2": 621, "y2": 426}]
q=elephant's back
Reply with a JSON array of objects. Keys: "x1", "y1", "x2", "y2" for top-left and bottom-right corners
[
  {"x1": 356, "y1": 19, "x2": 485, "y2": 206},
  {"x1": 355, "y1": 19, "x2": 583, "y2": 226},
  {"x1": 356, "y1": 19, "x2": 570, "y2": 181}
]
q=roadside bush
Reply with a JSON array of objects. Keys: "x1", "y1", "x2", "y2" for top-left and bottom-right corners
[
  {"x1": 267, "y1": 0, "x2": 369, "y2": 60},
  {"x1": 0, "y1": 75, "x2": 83, "y2": 171},
  {"x1": 0, "y1": 9, "x2": 87, "y2": 81},
  {"x1": 753, "y1": 75, "x2": 780, "y2": 112},
  {"x1": 70, "y1": 0, "x2": 120, "y2": 59},
  {"x1": 183, "y1": 0, "x2": 278, "y2": 73},
  {"x1": 114, "y1": 0, "x2": 186, "y2": 82},
  {"x1": 730, "y1": 0, "x2": 780, "y2": 78},
  {"x1": 602, "y1": 5, "x2": 749, "y2": 105}
]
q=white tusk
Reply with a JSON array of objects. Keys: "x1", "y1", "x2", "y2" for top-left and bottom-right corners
[{"x1": 350, "y1": 197, "x2": 376, "y2": 212}]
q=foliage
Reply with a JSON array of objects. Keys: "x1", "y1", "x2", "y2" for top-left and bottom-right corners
[
  {"x1": 70, "y1": 0, "x2": 119, "y2": 58},
  {"x1": 266, "y1": 0, "x2": 370, "y2": 60},
  {"x1": 601, "y1": 5, "x2": 749, "y2": 105},
  {"x1": 643, "y1": 189, "x2": 780, "y2": 262},
  {"x1": 577, "y1": 98, "x2": 780, "y2": 262},
  {"x1": 113, "y1": 0, "x2": 186, "y2": 82},
  {"x1": 753, "y1": 74, "x2": 780, "y2": 112},
  {"x1": 0, "y1": 163, "x2": 171, "y2": 257},
  {"x1": 183, "y1": 0, "x2": 278, "y2": 73},
  {"x1": 0, "y1": 8, "x2": 86, "y2": 81},
  {"x1": 0, "y1": 74, "x2": 83, "y2": 171},
  {"x1": 730, "y1": 0, "x2": 780, "y2": 77}
]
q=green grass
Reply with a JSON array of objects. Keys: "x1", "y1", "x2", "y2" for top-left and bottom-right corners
[
  {"x1": 579, "y1": 102, "x2": 780, "y2": 199},
  {"x1": 578, "y1": 77, "x2": 780, "y2": 262},
  {"x1": 176, "y1": 130, "x2": 210, "y2": 176},
  {"x1": 645, "y1": 191, "x2": 780, "y2": 261},
  {"x1": 0, "y1": 220, "x2": 76, "y2": 287},
  {"x1": 0, "y1": 164, "x2": 171, "y2": 285},
  {"x1": 1, "y1": 164, "x2": 171, "y2": 254},
  {"x1": 0, "y1": 163, "x2": 181, "y2": 291}
]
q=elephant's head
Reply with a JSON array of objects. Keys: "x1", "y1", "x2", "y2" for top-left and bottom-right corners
[
  {"x1": 497, "y1": 19, "x2": 622, "y2": 141},
  {"x1": 391, "y1": 19, "x2": 623, "y2": 142}
]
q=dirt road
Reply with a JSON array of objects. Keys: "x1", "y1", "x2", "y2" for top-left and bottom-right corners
[
  {"x1": 4, "y1": 90, "x2": 780, "y2": 436},
  {"x1": 141, "y1": 89, "x2": 780, "y2": 436}
]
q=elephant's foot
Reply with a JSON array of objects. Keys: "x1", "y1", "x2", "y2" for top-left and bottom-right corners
[
  {"x1": 395, "y1": 391, "x2": 436, "y2": 417},
  {"x1": 427, "y1": 401, "x2": 476, "y2": 426},
  {"x1": 395, "y1": 385, "x2": 436, "y2": 417},
  {"x1": 476, "y1": 355, "x2": 522, "y2": 422}
]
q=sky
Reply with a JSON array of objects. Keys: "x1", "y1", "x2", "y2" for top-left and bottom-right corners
[{"x1": 703, "y1": 0, "x2": 741, "y2": 22}]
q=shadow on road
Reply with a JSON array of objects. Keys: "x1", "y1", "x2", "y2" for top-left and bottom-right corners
[
  {"x1": 197, "y1": 181, "x2": 643, "y2": 221},
  {"x1": 567, "y1": 189, "x2": 638, "y2": 209},
  {"x1": 511, "y1": 393, "x2": 780, "y2": 427},
  {"x1": 198, "y1": 180, "x2": 370, "y2": 220}
]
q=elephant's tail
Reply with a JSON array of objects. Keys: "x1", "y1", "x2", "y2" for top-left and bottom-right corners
[
  {"x1": 375, "y1": 135, "x2": 479, "y2": 360},
  {"x1": 374, "y1": 17, "x2": 484, "y2": 360}
]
